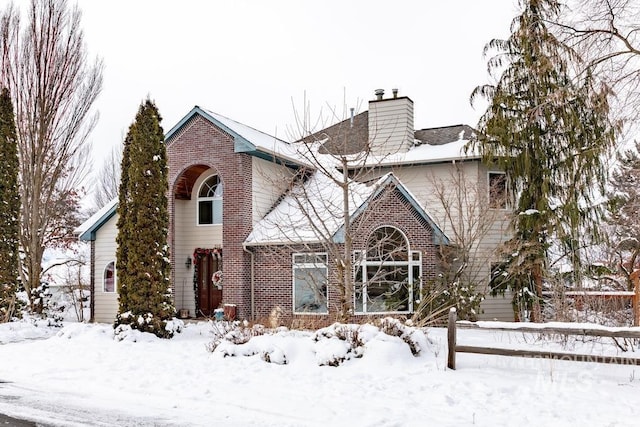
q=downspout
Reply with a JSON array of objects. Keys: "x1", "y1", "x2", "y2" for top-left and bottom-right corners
[
  {"x1": 243, "y1": 244, "x2": 255, "y2": 321},
  {"x1": 90, "y1": 240, "x2": 95, "y2": 323}
]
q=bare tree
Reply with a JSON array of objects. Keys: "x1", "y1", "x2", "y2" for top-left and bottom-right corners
[
  {"x1": 92, "y1": 142, "x2": 122, "y2": 211},
  {"x1": 249, "y1": 96, "x2": 443, "y2": 323},
  {"x1": 0, "y1": 0, "x2": 103, "y2": 311},
  {"x1": 426, "y1": 165, "x2": 508, "y2": 320},
  {"x1": 253, "y1": 119, "x2": 379, "y2": 321},
  {"x1": 556, "y1": 0, "x2": 639, "y2": 129}
]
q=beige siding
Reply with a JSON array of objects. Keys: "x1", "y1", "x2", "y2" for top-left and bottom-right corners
[
  {"x1": 252, "y1": 158, "x2": 293, "y2": 224},
  {"x1": 479, "y1": 293, "x2": 515, "y2": 321},
  {"x1": 173, "y1": 169, "x2": 223, "y2": 315},
  {"x1": 369, "y1": 98, "x2": 414, "y2": 155},
  {"x1": 93, "y1": 214, "x2": 119, "y2": 323},
  {"x1": 361, "y1": 160, "x2": 515, "y2": 320}
]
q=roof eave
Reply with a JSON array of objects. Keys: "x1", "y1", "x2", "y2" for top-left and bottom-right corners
[{"x1": 77, "y1": 204, "x2": 117, "y2": 241}]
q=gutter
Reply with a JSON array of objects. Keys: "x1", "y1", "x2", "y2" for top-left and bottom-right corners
[{"x1": 242, "y1": 244, "x2": 255, "y2": 321}]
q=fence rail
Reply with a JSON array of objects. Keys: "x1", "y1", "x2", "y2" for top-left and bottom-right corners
[{"x1": 447, "y1": 308, "x2": 640, "y2": 370}]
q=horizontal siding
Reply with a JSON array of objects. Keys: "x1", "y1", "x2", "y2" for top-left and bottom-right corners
[
  {"x1": 252, "y1": 158, "x2": 293, "y2": 224},
  {"x1": 369, "y1": 98, "x2": 413, "y2": 154},
  {"x1": 93, "y1": 214, "x2": 119, "y2": 323},
  {"x1": 173, "y1": 169, "x2": 223, "y2": 315},
  {"x1": 479, "y1": 293, "x2": 515, "y2": 321},
  {"x1": 365, "y1": 162, "x2": 517, "y2": 321}
]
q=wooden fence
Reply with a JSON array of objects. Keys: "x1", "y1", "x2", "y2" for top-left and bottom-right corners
[{"x1": 447, "y1": 308, "x2": 640, "y2": 370}]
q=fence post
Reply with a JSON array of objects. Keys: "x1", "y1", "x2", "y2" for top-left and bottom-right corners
[{"x1": 447, "y1": 307, "x2": 457, "y2": 370}]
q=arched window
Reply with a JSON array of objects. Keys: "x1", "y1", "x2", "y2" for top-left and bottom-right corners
[
  {"x1": 103, "y1": 261, "x2": 116, "y2": 293},
  {"x1": 354, "y1": 226, "x2": 422, "y2": 313},
  {"x1": 198, "y1": 175, "x2": 223, "y2": 225}
]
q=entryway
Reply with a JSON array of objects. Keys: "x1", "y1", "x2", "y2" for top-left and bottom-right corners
[{"x1": 194, "y1": 248, "x2": 222, "y2": 317}]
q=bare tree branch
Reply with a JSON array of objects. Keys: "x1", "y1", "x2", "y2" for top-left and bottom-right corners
[{"x1": 0, "y1": 0, "x2": 103, "y2": 312}]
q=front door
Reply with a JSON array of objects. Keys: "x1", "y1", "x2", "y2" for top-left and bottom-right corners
[{"x1": 196, "y1": 253, "x2": 222, "y2": 317}]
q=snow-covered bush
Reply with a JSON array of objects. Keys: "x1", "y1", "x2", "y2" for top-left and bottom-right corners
[
  {"x1": 114, "y1": 312, "x2": 183, "y2": 340},
  {"x1": 378, "y1": 317, "x2": 428, "y2": 356},
  {"x1": 312, "y1": 323, "x2": 367, "y2": 366},
  {"x1": 206, "y1": 321, "x2": 429, "y2": 367},
  {"x1": 206, "y1": 320, "x2": 265, "y2": 353}
]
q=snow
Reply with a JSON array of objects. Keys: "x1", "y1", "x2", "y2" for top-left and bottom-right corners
[
  {"x1": 75, "y1": 198, "x2": 117, "y2": 236},
  {"x1": 519, "y1": 208, "x2": 540, "y2": 216},
  {"x1": 1, "y1": 320, "x2": 639, "y2": 426},
  {"x1": 202, "y1": 108, "x2": 311, "y2": 167},
  {"x1": 246, "y1": 169, "x2": 373, "y2": 244},
  {"x1": 367, "y1": 136, "x2": 481, "y2": 167}
]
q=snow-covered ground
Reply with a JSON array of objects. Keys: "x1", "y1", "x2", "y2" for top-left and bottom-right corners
[{"x1": 1, "y1": 319, "x2": 639, "y2": 427}]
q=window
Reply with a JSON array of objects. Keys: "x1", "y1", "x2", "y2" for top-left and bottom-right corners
[
  {"x1": 103, "y1": 261, "x2": 115, "y2": 293},
  {"x1": 198, "y1": 175, "x2": 223, "y2": 225},
  {"x1": 354, "y1": 226, "x2": 422, "y2": 313},
  {"x1": 489, "y1": 172, "x2": 508, "y2": 209},
  {"x1": 293, "y1": 253, "x2": 328, "y2": 314}
]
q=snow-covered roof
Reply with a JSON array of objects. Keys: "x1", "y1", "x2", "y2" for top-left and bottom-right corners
[
  {"x1": 245, "y1": 170, "x2": 373, "y2": 245},
  {"x1": 165, "y1": 106, "x2": 311, "y2": 168},
  {"x1": 75, "y1": 198, "x2": 118, "y2": 241},
  {"x1": 245, "y1": 171, "x2": 449, "y2": 246},
  {"x1": 369, "y1": 134, "x2": 481, "y2": 167}
]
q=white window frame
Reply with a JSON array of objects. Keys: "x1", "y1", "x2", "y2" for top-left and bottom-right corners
[
  {"x1": 292, "y1": 253, "x2": 328, "y2": 315},
  {"x1": 488, "y1": 171, "x2": 508, "y2": 210},
  {"x1": 103, "y1": 260, "x2": 116, "y2": 293},
  {"x1": 354, "y1": 226, "x2": 422, "y2": 314},
  {"x1": 197, "y1": 174, "x2": 223, "y2": 226}
]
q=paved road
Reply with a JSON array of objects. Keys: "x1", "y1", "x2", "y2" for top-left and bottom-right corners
[{"x1": 0, "y1": 413, "x2": 36, "y2": 426}]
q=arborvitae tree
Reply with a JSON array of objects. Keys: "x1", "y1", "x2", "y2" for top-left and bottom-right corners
[
  {"x1": 114, "y1": 99, "x2": 175, "y2": 338},
  {"x1": 0, "y1": 87, "x2": 21, "y2": 321},
  {"x1": 469, "y1": 0, "x2": 617, "y2": 321}
]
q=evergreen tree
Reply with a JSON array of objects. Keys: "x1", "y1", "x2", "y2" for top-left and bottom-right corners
[
  {"x1": 0, "y1": 87, "x2": 21, "y2": 321},
  {"x1": 114, "y1": 99, "x2": 175, "y2": 338},
  {"x1": 607, "y1": 140, "x2": 640, "y2": 289},
  {"x1": 470, "y1": 0, "x2": 617, "y2": 320}
]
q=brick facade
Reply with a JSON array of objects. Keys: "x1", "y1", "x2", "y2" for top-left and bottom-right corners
[
  {"x1": 167, "y1": 115, "x2": 253, "y2": 319},
  {"x1": 250, "y1": 186, "x2": 441, "y2": 325}
]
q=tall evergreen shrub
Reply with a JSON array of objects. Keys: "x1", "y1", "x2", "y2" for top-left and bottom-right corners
[{"x1": 115, "y1": 99, "x2": 175, "y2": 337}]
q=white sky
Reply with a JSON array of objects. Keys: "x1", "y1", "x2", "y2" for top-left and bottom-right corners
[
  {"x1": 76, "y1": 0, "x2": 520, "y2": 158},
  {"x1": 3, "y1": 0, "x2": 521, "y2": 159}
]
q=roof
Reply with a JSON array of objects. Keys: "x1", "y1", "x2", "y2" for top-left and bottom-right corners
[
  {"x1": 414, "y1": 124, "x2": 475, "y2": 146},
  {"x1": 75, "y1": 198, "x2": 118, "y2": 241},
  {"x1": 245, "y1": 171, "x2": 449, "y2": 246},
  {"x1": 300, "y1": 111, "x2": 369, "y2": 155},
  {"x1": 165, "y1": 106, "x2": 311, "y2": 168},
  {"x1": 332, "y1": 173, "x2": 449, "y2": 246},
  {"x1": 244, "y1": 169, "x2": 372, "y2": 245},
  {"x1": 298, "y1": 111, "x2": 479, "y2": 166}
]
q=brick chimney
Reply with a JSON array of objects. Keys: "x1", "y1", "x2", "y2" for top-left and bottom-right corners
[{"x1": 368, "y1": 88, "x2": 414, "y2": 156}]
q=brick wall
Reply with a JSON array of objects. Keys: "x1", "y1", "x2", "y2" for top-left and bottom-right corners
[
  {"x1": 250, "y1": 185, "x2": 440, "y2": 324},
  {"x1": 167, "y1": 114, "x2": 253, "y2": 318}
]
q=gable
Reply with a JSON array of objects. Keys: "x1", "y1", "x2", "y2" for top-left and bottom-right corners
[
  {"x1": 165, "y1": 106, "x2": 308, "y2": 168},
  {"x1": 76, "y1": 199, "x2": 118, "y2": 241},
  {"x1": 333, "y1": 174, "x2": 449, "y2": 246},
  {"x1": 245, "y1": 171, "x2": 449, "y2": 247}
]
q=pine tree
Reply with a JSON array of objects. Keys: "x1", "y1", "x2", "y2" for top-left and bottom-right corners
[
  {"x1": 607, "y1": 140, "x2": 640, "y2": 289},
  {"x1": 0, "y1": 88, "x2": 21, "y2": 321},
  {"x1": 470, "y1": 0, "x2": 617, "y2": 320},
  {"x1": 114, "y1": 99, "x2": 175, "y2": 338}
]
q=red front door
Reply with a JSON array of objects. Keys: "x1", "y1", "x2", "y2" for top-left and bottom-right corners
[{"x1": 197, "y1": 253, "x2": 222, "y2": 317}]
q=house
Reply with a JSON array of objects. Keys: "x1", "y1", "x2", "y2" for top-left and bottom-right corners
[{"x1": 77, "y1": 89, "x2": 514, "y2": 324}]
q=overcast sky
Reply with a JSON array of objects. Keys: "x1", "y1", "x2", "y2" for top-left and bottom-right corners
[{"x1": 9, "y1": 0, "x2": 521, "y2": 159}]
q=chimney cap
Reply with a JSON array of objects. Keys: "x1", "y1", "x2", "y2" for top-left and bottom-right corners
[
  {"x1": 374, "y1": 89, "x2": 384, "y2": 100},
  {"x1": 392, "y1": 88, "x2": 398, "y2": 98}
]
